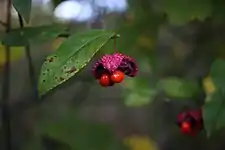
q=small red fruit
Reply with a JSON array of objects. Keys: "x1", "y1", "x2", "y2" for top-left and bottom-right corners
[
  {"x1": 99, "y1": 74, "x2": 111, "y2": 87},
  {"x1": 110, "y1": 70, "x2": 124, "y2": 83},
  {"x1": 180, "y1": 121, "x2": 191, "y2": 134}
]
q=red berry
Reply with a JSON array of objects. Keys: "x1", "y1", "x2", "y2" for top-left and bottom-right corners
[
  {"x1": 180, "y1": 121, "x2": 191, "y2": 134},
  {"x1": 110, "y1": 70, "x2": 124, "y2": 83},
  {"x1": 99, "y1": 74, "x2": 110, "y2": 87}
]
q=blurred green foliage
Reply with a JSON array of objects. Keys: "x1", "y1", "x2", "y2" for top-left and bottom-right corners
[
  {"x1": 35, "y1": 108, "x2": 126, "y2": 150},
  {"x1": 122, "y1": 77, "x2": 157, "y2": 107},
  {"x1": 3, "y1": 0, "x2": 225, "y2": 149},
  {"x1": 2, "y1": 25, "x2": 66, "y2": 46},
  {"x1": 203, "y1": 59, "x2": 225, "y2": 137},
  {"x1": 156, "y1": 0, "x2": 212, "y2": 25},
  {"x1": 157, "y1": 77, "x2": 200, "y2": 98}
]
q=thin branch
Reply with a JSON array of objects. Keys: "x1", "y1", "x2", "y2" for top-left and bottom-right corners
[
  {"x1": 1, "y1": 0, "x2": 12, "y2": 149},
  {"x1": 17, "y1": 13, "x2": 39, "y2": 99}
]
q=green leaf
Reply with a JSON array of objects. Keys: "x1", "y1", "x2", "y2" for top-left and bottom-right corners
[
  {"x1": 38, "y1": 30, "x2": 116, "y2": 96},
  {"x1": 122, "y1": 77, "x2": 157, "y2": 107},
  {"x1": 157, "y1": 77, "x2": 200, "y2": 98},
  {"x1": 2, "y1": 25, "x2": 66, "y2": 46},
  {"x1": 202, "y1": 90, "x2": 225, "y2": 137},
  {"x1": 210, "y1": 59, "x2": 225, "y2": 89},
  {"x1": 203, "y1": 59, "x2": 225, "y2": 137},
  {"x1": 13, "y1": 0, "x2": 32, "y2": 23},
  {"x1": 158, "y1": 0, "x2": 212, "y2": 25}
]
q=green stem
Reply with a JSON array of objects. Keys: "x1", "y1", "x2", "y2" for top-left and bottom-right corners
[{"x1": 17, "y1": 13, "x2": 38, "y2": 99}]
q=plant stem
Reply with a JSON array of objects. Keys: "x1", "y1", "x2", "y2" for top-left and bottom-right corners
[
  {"x1": 17, "y1": 13, "x2": 38, "y2": 98},
  {"x1": 2, "y1": 0, "x2": 12, "y2": 149}
]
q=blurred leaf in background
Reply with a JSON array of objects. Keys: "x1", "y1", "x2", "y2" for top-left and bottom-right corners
[
  {"x1": 124, "y1": 88, "x2": 156, "y2": 107},
  {"x1": 202, "y1": 90, "x2": 225, "y2": 137},
  {"x1": 203, "y1": 76, "x2": 216, "y2": 96},
  {"x1": 203, "y1": 59, "x2": 225, "y2": 137},
  {"x1": 210, "y1": 59, "x2": 225, "y2": 89},
  {"x1": 13, "y1": 0, "x2": 32, "y2": 23},
  {"x1": 35, "y1": 109, "x2": 126, "y2": 150},
  {"x1": 0, "y1": 44, "x2": 24, "y2": 65},
  {"x1": 2, "y1": 25, "x2": 66, "y2": 46},
  {"x1": 157, "y1": 77, "x2": 200, "y2": 99},
  {"x1": 124, "y1": 135, "x2": 158, "y2": 150},
  {"x1": 156, "y1": 0, "x2": 211, "y2": 25},
  {"x1": 122, "y1": 76, "x2": 157, "y2": 107}
]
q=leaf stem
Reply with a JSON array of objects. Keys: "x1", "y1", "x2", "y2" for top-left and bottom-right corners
[
  {"x1": 1, "y1": 0, "x2": 12, "y2": 149},
  {"x1": 17, "y1": 13, "x2": 38, "y2": 99}
]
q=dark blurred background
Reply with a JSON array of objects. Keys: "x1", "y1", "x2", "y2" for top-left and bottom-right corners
[{"x1": 0, "y1": 0, "x2": 225, "y2": 149}]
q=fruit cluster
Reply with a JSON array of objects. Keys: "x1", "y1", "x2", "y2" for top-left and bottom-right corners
[
  {"x1": 176, "y1": 109, "x2": 203, "y2": 136},
  {"x1": 92, "y1": 52, "x2": 138, "y2": 87}
]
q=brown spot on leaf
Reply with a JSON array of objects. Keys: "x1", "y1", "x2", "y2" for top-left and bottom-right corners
[
  {"x1": 59, "y1": 77, "x2": 64, "y2": 81},
  {"x1": 65, "y1": 67, "x2": 76, "y2": 73},
  {"x1": 48, "y1": 57, "x2": 54, "y2": 62},
  {"x1": 45, "y1": 57, "x2": 54, "y2": 63}
]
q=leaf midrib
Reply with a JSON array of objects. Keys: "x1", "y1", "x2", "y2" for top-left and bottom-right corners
[{"x1": 51, "y1": 32, "x2": 111, "y2": 73}]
